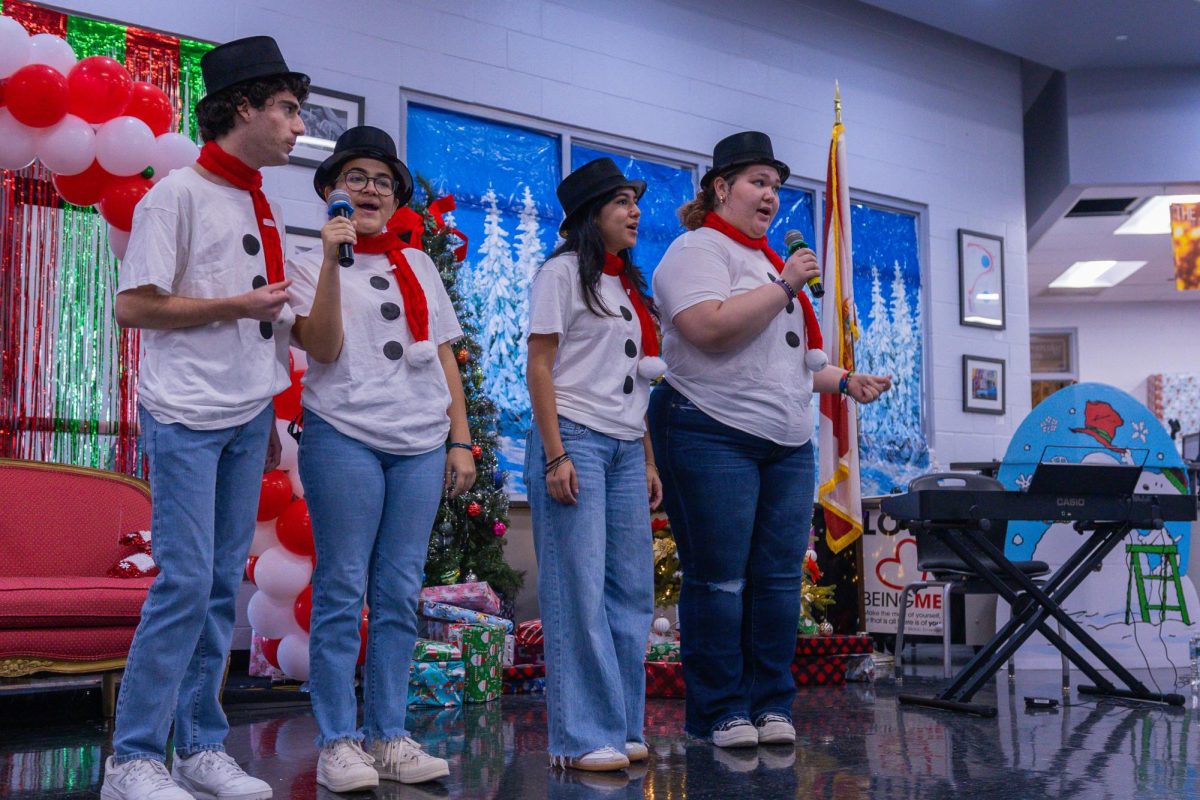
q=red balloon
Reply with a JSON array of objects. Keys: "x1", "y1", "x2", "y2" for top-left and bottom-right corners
[
  {"x1": 357, "y1": 610, "x2": 369, "y2": 665},
  {"x1": 275, "y1": 498, "x2": 314, "y2": 556},
  {"x1": 273, "y1": 369, "x2": 304, "y2": 421},
  {"x1": 258, "y1": 470, "x2": 293, "y2": 521},
  {"x1": 53, "y1": 160, "x2": 117, "y2": 207},
  {"x1": 98, "y1": 174, "x2": 152, "y2": 232},
  {"x1": 294, "y1": 585, "x2": 313, "y2": 633},
  {"x1": 67, "y1": 56, "x2": 132, "y2": 124},
  {"x1": 246, "y1": 555, "x2": 259, "y2": 585},
  {"x1": 261, "y1": 637, "x2": 282, "y2": 670},
  {"x1": 124, "y1": 81, "x2": 173, "y2": 136},
  {"x1": 6, "y1": 64, "x2": 68, "y2": 128}
]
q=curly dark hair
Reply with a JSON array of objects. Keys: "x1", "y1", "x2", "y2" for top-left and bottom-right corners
[{"x1": 196, "y1": 74, "x2": 311, "y2": 142}]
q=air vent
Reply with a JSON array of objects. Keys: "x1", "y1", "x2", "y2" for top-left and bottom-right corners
[{"x1": 1065, "y1": 198, "x2": 1138, "y2": 217}]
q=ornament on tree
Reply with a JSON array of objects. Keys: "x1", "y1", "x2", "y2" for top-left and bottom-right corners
[
  {"x1": 463, "y1": 571, "x2": 478, "y2": 583},
  {"x1": 650, "y1": 515, "x2": 681, "y2": 607},
  {"x1": 652, "y1": 617, "x2": 672, "y2": 636},
  {"x1": 466, "y1": 501, "x2": 482, "y2": 518},
  {"x1": 456, "y1": 348, "x2": 470, "y2": 365},
  {"x1": 493, "y1": 521, "x2": 507, "y2": 537},
  {"x1": 818, "y1": 621, "x2": 834, "y2": 636},
  {"x1": 471, "y1": 444, "x2": 483, "y2": 460}
]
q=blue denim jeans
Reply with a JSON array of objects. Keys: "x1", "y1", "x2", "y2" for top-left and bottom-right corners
[
  {"x1": 648, "y1": 382, "x2": 814, "y2": 738},
  {"x1": 300, "y1": 410, "x2": 443, "y2": 746},
  {"x1": 112, "y1": 404, "x2": 273, "y2": 763},
  {"x1": 526, "y1": 417, "x2": 654, "y2": 758}
]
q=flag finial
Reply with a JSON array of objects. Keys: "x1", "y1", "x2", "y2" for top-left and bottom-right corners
[{"x1": 834, "y1": 80, "x2": 842, "y2": 125}]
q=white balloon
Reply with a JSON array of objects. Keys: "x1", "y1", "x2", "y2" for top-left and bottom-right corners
[
  {"x1": 277, "y1": 633, "x2": 311, "y2": 681},
  {"x1": 26, "y1": 33, "x2": 76, "y2": 76},
  {"x1": 0, "y1": 109, "x2": 41, "y2": 170},
  {"x1": 276, "y1": 418, "x2": 298, "y2": 472},
  {"x1": 108, "y1": 226, "x2": 130, "y2": 260},
  {"x1": 148, "y1": 132, "x2": 199, "y2": 183},
  {"x1": 36, "y1": 114, "x2": 95, "y2": 175},
  {"x1": 0, "y1": 17, "x2": 31, "y2": 80},
  {"x1": 247, "y1": 590, "x2": 302, "y2": 640},
  {"x1": 249, "y1": 519, "x2": 281, "y2": 557},
  {"x1": 288, "y1": 467, "x2": 305, "y2": 499},
  {"x1": 95, "y1": 116, "x2": 154, "y2": 176},
  {"x1": 254, "y1": 545, "x2": 313, "y2": 601}
]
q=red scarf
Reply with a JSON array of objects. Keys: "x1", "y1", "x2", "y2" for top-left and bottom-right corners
[
  {"x1": 196, "y1": 141, "x2": 284, "y2": 284},
  {"x1": 701, "y1": 211, "x2": 822, "y2": 352},
  {"x1": 602, "y1": 252, "x2": 659, "y2": 358},
  {"x1": 353, "y1": 228, "x2": 429, "y2": 345}
]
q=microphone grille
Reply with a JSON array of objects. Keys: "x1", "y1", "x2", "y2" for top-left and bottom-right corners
[
  {"x1": 784, "y1": 229, "x2": 806, "y2": 247},
  {"x1": 327, "y1": 189, "x2": 353, "y2": 207}
]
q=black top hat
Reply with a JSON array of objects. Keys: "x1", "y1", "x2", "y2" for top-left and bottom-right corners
[
  {"x1": 197, "y1": 36, "x2": 308, "y2": 105},
  {"x1": 700, "y1": 131, "x2": 790, "y2": 188},
  {"x1": 312, "y1": 126, "x2": 414, "y2": 206},
  {"x1": 557, "y1": 158, "x2": 646, "y2": 231}
]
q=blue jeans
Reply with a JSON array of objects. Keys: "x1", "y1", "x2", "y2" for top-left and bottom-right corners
[
  {"x1": 113, "y1": 404, "x2": 273, "y2": 763},
  {"x1": 526, "y1": 417, "x2": 654, "y2": 758},
  {"x1": 648, "y1": 383, "x2": 814, "y2": 738},
  {"x1": 301, "y1": 410, "x2": 443, "y2": 746}
]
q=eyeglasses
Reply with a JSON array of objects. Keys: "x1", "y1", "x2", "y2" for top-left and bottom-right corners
[{"x1": 339, "y1": 169, "x2": 397, "y2": 196}]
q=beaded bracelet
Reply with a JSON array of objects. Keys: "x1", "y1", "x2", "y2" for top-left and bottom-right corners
[
  {"x1": 839, "y1": 371, "x2": 855, "y2": 396},
  {"x1": 773, "y1": 276, "x2": 797, "y2": 301},
  {"x1": 447, "y1": 441, "x2": 473, "y2": 451}
]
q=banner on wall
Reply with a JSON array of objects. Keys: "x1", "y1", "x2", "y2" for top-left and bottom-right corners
[{"x1": 1170, "y1": 202, "x2": 1200, "y2": 291}]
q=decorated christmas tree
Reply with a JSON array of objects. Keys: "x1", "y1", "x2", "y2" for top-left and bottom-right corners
[{"x1": 408, "y1": 179, "x2": 524, "y2": 603}]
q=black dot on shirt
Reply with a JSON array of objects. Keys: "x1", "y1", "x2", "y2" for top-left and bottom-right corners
[
  {"x1": 620, "y1": 306, "x2": 633, "y2": 321},
  {"x1": 623, "y1": 375, "x2": 634, "y2": 395},
  {"x1": 259, "y1": 321, "x2": 273, "y2": 340},
  {"x1": 370, "y1": 276, "x2": 389, "y2": 290},
  {"x1": 243, "y1": 234, "x2": 260, "y2": 256},
  {"x1": 251, "y1": 275, "x2": 267, "y2": 290},
  {"x1": 383, "y1": 341, "x2": 404, "y2": 360},
  {"x1": 786, "y1": 300, "x2": 795, "y2": 314},
  {"x1": 624, "y1": 339, "x2": 637, "y2": 358},
  {"x1": 785, "y1": 331, "x2": 801, "y2": 348},
  {"x1": 381, "y1": 302, "x2": 401, "y2": 321}
]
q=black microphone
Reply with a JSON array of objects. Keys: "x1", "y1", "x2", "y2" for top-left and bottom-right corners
[
  {"x1": 327, "y1": 189, "x2": 354, "y2": 267},
  {"x1": 784, "y1": 229, "x2": 823, "y2": 298}
]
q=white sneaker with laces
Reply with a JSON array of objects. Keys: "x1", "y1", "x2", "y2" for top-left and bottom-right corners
[
  {"x1": 755, "y1": 713, "x2": 796, "y2": 745},
  {"x1": 369, "y1": 737, "x2": 449, "y2": 784},
  {"x1": 171, "y1": 750, "x2": 271, "y2": 800},
  {"x1": 711, "y1": 717, "x2": 758, "y2": 748},
  {"x1": 317, "y1": 740, "x2": 379, "y2": 793},
  {"x1": 550, "y1": 745, "x2": 630, "y2": 772},
  {"x1": 624, "y1": 741, "x2": 649, "y2": 762},
  {"x1": 101, "y1": 757, "x2": 193, "y2": 800}
]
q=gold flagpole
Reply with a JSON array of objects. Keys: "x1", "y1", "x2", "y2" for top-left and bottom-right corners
[{"x1": 834, "y1": 80, "x2": 842, "y2": 125}]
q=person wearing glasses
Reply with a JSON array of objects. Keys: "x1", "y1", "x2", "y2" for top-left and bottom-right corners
[{"x1": 286, "y1": 126, "x2": 474, "y2": 792}]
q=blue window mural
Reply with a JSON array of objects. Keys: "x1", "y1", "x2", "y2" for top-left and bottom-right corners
[
  {"x1": 768, "y1": 186, "x2": 817, "y2": 261},
  {"x1": 848, "y1": 202, "x2": 929, "y2": 495},
  {"x1": 569, "y1": 144, "x2": 695, "y2": 289},
  {"x1": 406, "y1": 104, "x2": 563, "y2": 498}
]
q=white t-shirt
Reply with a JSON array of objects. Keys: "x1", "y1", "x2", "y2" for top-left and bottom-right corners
[
  {"x1": 528, "y1": 253, "x2": 650, "y2": 441},
  {"x1": 118, "y1": 167, "x2": 295, "y2": 431},
  {"x1": 653, "y1": 227, "x2": 815, "y2": 446},
  {"x1": 287, "y1": 248, "x2": 463, "y2": 455}
]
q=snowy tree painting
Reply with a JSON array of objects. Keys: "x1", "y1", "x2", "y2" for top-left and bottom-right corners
[{"x1": 475, "y1": 186, "x2": 530, "y2": 427}]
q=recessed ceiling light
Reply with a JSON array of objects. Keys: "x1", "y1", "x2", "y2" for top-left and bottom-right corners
[
  {"x1": 1049, "y1": 260, "x2": 1147, "y2": 289},
  {"x1": 1115, "y1": 194, "x2": 1200, "y2": 235},
  {"x1": 1115, "y1": 34, "x2": 1129, "y2": 42}
]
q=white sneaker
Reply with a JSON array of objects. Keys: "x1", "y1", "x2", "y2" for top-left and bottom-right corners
[
  {"x1": 754, "y1": 713, "x2": 796, "y2": 745},
  {"x1": 101, "y1": 757, "x2": 193, "y2": 800},
  {"x1": 711, "y1": 717, "x2": 758, "y2": 748},
  {"x1": 316, "y1": 740, "x2": 379, "y2": 793},
  {"x1": 550, "y1": 745, "x2": 630, "y2": 772},
  {"x1": 171, "y1": 751, "x2": 271, "y2": 800},
  {"x1": 369, "y1": 737, "x2": 449, "y2": 784},
  {"x1": 624, "y1": 741, "x2": 649, "y2": 762}
]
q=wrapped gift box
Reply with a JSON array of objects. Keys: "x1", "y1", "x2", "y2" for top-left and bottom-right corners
[
  {"x1": 513, "y1": 619, "x2": 544, "y2": 665},
  {"x1": 419, "y1": 581, "x2": 501, "y2": 616},
  {"x1": 441, "y1": 623, "x2": 505, "y2": 703},
  {"x1": 249, "y1": 633, "x2": 284, "y2": 680},
  {"x1": 419, "y1": 599, "x2": 514, "y2": 634},
  {"x1": 503, "y1": 664, "x2": 546, "y2": 681},
  {"x1": 790, "y1": 656, "x2": 847, "y2": 686},
  {"x1": 503, "y1": 634, "x2": 514, "y2": 669},
  {"x1": 413, "y1": 638, "x2": 461, "y2": 662},
  {"x1": 794, "y1": 634, "x2": 872, "y2": 657},
  {"x1": 408, "y1": 660, "x2": 465, "y2": 707},
  {"x1": 646, "y1": 641, "x2": 680, "y2": 663},
  {"x1": 645, "y1": 660, "x2": 685, "y2": 698},
  {"x1": 502, "y1": 677, "x2": 547, "y2": 695}
]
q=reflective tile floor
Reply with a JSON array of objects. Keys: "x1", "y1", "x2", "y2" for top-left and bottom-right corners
[{"x1": 2, "y1": 664, "x2": 1198, "y2": 799}]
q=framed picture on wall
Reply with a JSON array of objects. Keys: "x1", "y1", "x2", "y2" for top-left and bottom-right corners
[
  {"x1": 285, "y1": 227, "x2": 321, "y2": 262},
  {"x1": 958, "y1": 229, "x2": 1005, "y2": 330},
  {"x1": 963, "y1": 355, "x2": 1006, "y2": 415},
  {"x1": 291, "y1": 87, "x2": 365, "y2": 167}
]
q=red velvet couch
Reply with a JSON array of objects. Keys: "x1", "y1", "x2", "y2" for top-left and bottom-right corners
[{"x1": 0, "y1": 458, "x2": 153, "y2": 715}]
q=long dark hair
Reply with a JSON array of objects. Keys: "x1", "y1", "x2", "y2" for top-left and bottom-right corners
[{"x1": 547, "y1": 190, "x2": 656, "y2": 319}]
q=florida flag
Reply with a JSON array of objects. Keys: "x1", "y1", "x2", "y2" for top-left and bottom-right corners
[{"x1": 817, "y1": 95, "x2": 863, "y2": 554}]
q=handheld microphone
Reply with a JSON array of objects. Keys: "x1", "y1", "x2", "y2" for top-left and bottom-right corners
[
  {"x1": 784, "y1": 229, "x2": 823, "y2": 298},
  {"x1": 327, "y1": 189, "x2": 354, "y2": 267}
]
